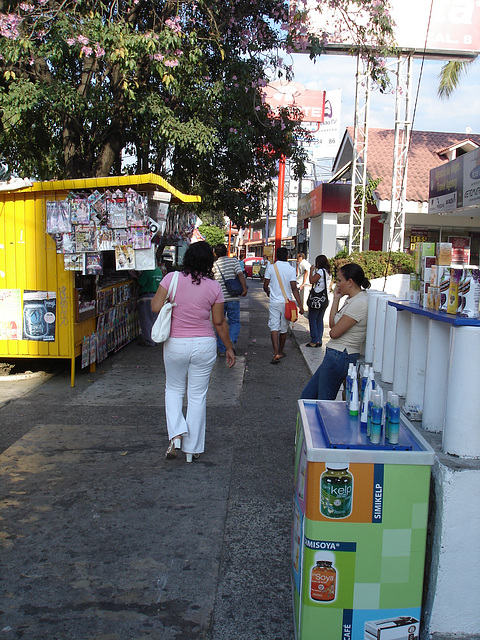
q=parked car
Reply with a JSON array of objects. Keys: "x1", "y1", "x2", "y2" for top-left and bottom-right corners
[{"x1": 243, "y1": 256, "x2": 263, "y2": 278}]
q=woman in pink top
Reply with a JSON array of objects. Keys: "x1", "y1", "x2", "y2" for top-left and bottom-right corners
[{"x1": 152, "y1": 242, "x2": 235, "y2": 462}]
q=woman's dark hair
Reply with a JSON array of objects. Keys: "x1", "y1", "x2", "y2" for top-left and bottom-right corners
[
  {"x1": 339, "y1": 262, "x2": 371, "y2": 289},
  {"x1": 182, "y1": 241, "x2": 215, "y2": 284},
  {"x1": 315, "y1": 254, "x2": 331, "y2": 274}
]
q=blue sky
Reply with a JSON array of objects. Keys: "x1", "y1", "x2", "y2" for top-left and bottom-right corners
[{"x1": 291, "y1": 53, "x2": 480, "y2": 135}]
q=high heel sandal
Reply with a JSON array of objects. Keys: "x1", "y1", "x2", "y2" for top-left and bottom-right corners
[
  {"x1": 165, "y1": 437, "x2": 182, "y2": 459},
  {"x1": 185, "y1": 453, "x2": 200, "y2": 463}
]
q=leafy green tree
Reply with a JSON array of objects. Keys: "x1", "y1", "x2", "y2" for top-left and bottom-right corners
[
  {"x1": 197, "y1": 223, "x2": 225, "y2": 247},
  {"x1": 0, "y1": 0, "x2": 394, "y2": 225}
]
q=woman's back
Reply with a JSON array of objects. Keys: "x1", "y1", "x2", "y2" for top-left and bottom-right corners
[{"x1": 161, "y1": 271, "x2": 223, "y2": 338}]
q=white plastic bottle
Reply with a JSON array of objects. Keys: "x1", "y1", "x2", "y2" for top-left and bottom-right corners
[
  {"x1": 369, "y1": 391, "x2": 383, "y2": 444},
  {"x1": 346, "y1": 363, "x2": 354, "y2": 407},
  {"x1": 349, "y1": 374, "x2": 359, "y2": 416},
  {"x1": 388, "y1": 394, "x2": 401, "y2": 445},
  {"x1": 360, "y1": 370, "x2": 374, "y2": 430}
]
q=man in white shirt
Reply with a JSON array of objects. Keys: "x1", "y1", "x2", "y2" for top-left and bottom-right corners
[
  {"x1": 296, "y1": 252, "x2": 311, "y2": 312},
  {"x1": 263, "y1": 247, "x2": 303, "y2": 364}
]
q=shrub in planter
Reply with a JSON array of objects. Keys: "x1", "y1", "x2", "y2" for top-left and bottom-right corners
[{"x1": 331, "y1": 251, "x2": 415, "y2": 282}]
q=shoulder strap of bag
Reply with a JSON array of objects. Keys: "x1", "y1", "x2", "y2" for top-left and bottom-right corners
[
  {"x1": 216, "y1": 261, "x2": 228, "y2": 288},
  {"x1": 167, "y1": 271, "x2": 179, "y2": 303},
  {"x1": 274, "y1": 263, "x2": 289, "y2": 302}
]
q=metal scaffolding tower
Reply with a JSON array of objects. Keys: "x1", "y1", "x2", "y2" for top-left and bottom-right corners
[
  {"x1": 348, "y1": 56, "x2": 371, "y2": 254},
  {"x1": 349, "y1": 53, "x2": 413, "y2": 254},
  {"x1": 388, "y1": 54, "x2": 413, "y2": 252}
]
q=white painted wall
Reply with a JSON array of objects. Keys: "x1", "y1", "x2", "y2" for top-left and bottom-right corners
[
  {"x1": 423, "y1": 462, "x2": 480, "y2": 636},
  {"x1": 370, "y1": 273, "x2": 410, "y2": 299},
  {"x1": 308, "y1": 213, "x2": 338, "y2": 262},
  {"x1": 364, "y1": 288, "x2": 480, "y2": 639}
]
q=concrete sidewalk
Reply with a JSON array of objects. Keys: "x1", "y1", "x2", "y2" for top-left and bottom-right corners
[
  {"x1": 0, "y1": 286, "x2": 470, "y2": 640},
  {"x1": 0, "y1": 281, "x2": 311, "y2": 640}
]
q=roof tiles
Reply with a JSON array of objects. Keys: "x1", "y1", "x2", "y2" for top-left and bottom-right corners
[{"x1": 345, "y1": 128, "x2": 480, "y2": 203}]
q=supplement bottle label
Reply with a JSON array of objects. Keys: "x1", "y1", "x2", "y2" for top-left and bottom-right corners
[
  {"x1": 310, "y1": 562, "x2": 336, "y2": 601},
  {"x1": 320, "y1": 468, "x2": 353, "y2": 519}
]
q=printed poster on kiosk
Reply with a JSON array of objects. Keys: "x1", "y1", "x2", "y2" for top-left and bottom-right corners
[
  {"x1": 0, "y1": 289, "x2": 22, "y2": 340},
  {"x1": 22, "y1": 290, "x2": 57, "y2": 342}
]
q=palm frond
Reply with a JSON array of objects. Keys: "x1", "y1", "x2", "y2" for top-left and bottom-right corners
[{"x1": 438, "y1": 60, "x2": 473, "y2": 99}]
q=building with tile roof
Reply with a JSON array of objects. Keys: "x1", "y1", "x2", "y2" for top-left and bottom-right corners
[
  {"x1": 330, "y1": 128, "x2": 480, "y2": 259},
  {"x1": 298, "y1": 128, "x2": 480, "y2": 263}
]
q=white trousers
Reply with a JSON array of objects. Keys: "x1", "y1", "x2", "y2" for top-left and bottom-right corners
[{"x1": 163, "y1": 336, "x2": 217, "y2": 454}]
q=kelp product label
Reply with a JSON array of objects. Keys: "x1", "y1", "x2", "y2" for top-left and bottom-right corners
[{"x1": 320, "y1": 465, "x2": 353, "y2": 519}]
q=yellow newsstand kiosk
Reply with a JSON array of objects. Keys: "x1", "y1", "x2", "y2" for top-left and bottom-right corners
[{"x1": 0, "y1": 174, "x2": 200, "y2": 386}]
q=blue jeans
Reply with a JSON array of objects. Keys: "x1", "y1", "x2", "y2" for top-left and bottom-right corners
[
  {"x1": 301, "y1": 348, "x2": 359, "y2": 400},
  {"x1": 217, "y1": 300, "x2": 241, "y2": 353},
  {"x1": 308, "y1": 307, "x2": 327, "y2": 345}
]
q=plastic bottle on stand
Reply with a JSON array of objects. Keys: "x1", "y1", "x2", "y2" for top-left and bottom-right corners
[
  {"x1": 375, "y1": 384, "x2": 384, "y2": 430},
  {"x1": 366, "y1": 369, "x2": 375, "y2": 437},
  {"x1": 369, "y1": 391, "x2": 383, "y2": 444},
  {"x1": 346, "y1": 363, "x2": 354, "y2": 407},
  {"x1": 349, "y1": 374, "x2": 359, "y2": 416},
  {"x1": 385, "y1": 391, "x2": 394, "y2": 441},
  {"x1": 388, "y1": 394, "x2": 401, "y2": 445},
  {"x1": 360, "y1": 369, "x2": 373, "y2": 430},
  {"x1": 360, "y1": 364, "x2": 370, "y2": 404}
]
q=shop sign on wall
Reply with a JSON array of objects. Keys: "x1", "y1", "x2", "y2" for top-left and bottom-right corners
[
  {"x1": 429, "y1": 147, "x2": 480, "y2": 215},
  {"x1": 410, "y1": 228, "x2": 428, "y2": 243}
]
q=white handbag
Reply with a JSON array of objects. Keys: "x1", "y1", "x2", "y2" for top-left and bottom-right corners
[{"x1": 151, "y1": 271, "x2": 179, "y2": 343}]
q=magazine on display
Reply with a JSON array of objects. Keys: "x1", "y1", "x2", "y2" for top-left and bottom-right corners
[
  {"x1": 85, "y1": 253, "x2": 103, "y2": 275},
  {"x1": 134, "y1": 246, "x2": 156, "y2": 271},
  {"x1": 64, "y1": 253, "x2": 84, "y2": 271},
  {"x1": 75, "y1": 225, "x2": 97, "y2": 253},
  {"x1": 70, "y1": 197, "x2": 91, "y2": 225},
  {"x1": 115, "y1": 244, "x2": 135, "y2": 270},
  {"x1": 97, "y1": 226, "x2": 114, "y2": 251},
  {"x1": 46, "y1": 200, "x2": 72, "y2": 234}
]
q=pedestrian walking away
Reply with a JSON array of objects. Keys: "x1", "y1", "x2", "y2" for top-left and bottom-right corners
[
  {"x1": 212, "y1": 243, "x2": 248, "y2": 356},
  {"x1": 306, "y1": 254, "x2": 331, "y2": 348},
  {"x1": 263, "y1": 246, "x2": 303, "y2": 364},
  {"x1": 296, "y1": 252, "x2": 311, "y2": 312},
  {"x1": 301, "y1": 262, "x2": 370, "y2": 400},
  {"x1": 152, "y1": 241, "x2": 235, "y2": 462}
]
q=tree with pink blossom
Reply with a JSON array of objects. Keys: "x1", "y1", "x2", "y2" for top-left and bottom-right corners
[{"x1": 0, "y1": 0, "x2": 394, "y2": 225}]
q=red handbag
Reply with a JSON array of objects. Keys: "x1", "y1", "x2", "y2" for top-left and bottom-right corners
[{"x1": 285, "y1": 299, "x2": 298, "y2": 322}]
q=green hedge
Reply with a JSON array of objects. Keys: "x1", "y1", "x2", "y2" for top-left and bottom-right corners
[{"x1": 331, "y1": 250, "x2": 415, "y2": 281}]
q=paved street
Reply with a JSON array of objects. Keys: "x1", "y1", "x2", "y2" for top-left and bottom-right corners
[{"x1": 0, "y1": 279, "x2": 313, "y2": 640}]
